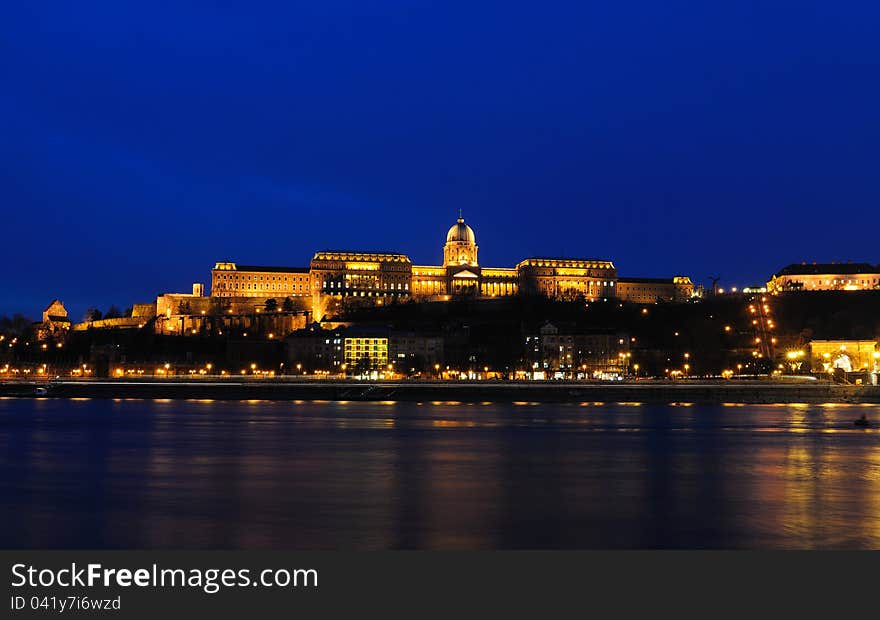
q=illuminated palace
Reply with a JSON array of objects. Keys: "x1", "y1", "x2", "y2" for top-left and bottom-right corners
[
  {"x1": 767, "y1": 262, "x2": 880, "y2": 293},
  {"x1": 208, "y1": 214, "x2": 693, "y2": 319}
]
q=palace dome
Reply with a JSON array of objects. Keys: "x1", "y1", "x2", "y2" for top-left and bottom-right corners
[{"x1": 446, "y1": 217, "x2": 476, "y2": 245}]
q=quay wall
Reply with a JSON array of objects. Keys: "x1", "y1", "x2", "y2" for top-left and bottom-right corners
[{"x1": 3, "y1": 380, "x2": 880, "y2": 404}]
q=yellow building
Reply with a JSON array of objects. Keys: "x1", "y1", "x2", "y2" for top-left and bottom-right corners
[
  {"x1": 309, "y1": 251, "x2": 412, "y2": 299},
  {"x1": 211, "y1": 262, "x2": 311, "y2": 298},
  {"x1": 411, "y1": 215, "x2": 518, "y2": 298},
  {"x1": 410, "y1": 265, "x2": 448, "y2": 297},
  {"x1": 34, "y1": 299, "x2": 71, "y2": 341},
  {"x1": 807, "y1": 340, "x2": 879, "y2": 373},
  {"x1": 480, "y1": 267, "x2": 518, "y2": 297},
  {"x1": 516, "y1": 258, "x2": 616, "y2": 301},
  {"x1": 616, "y1": 276, "x2": 694, "y2": 304},
  {"x1": 344, "y1": 336, "x2": 389, "y2": 370},
  {"x1": 207, "y1": 214, "x2": 690, "y2": 318},
  {"x1": 767, "y1": 262, "x2": 880, "y2": 293},
  {"x1": 443, "y1": 214, "x2": 479, "y2": 267}
]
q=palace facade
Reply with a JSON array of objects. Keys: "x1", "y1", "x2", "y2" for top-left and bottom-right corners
[
  {"x1": 211, "y1": 263, "x2": 311, "y2": 299},
  {"x1": 616, "y1": 276, "x2": 695, "y2": 304},
  {"x1": 767, "y1": 262, "x2": 880, "y2": 293},
  {"x1": 206, "y1": 215, "x2": 692, "y2": 319}
]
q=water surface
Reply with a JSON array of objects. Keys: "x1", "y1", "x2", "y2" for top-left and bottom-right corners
[{"x1": 1, "y1": 398, "x2": 879, "y2": 549}]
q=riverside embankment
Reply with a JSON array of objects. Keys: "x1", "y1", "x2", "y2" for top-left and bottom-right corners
[{"x1": 2, "y1": 379, "x2": 879, "y2": 404}]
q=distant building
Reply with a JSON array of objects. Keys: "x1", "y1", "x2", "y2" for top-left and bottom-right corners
[
  {"x1": 525, "y1": 322, "x2": 631, "y2": 376},
  {"x1": 285, "y1": 323, "x2": 345, "y2": 370},
  {"x1": 344, "y1": 330, "x2": 389, "y2": 371},
  {"x1": 807, "y1": 340, "x2": 879, "y2": 374},
  {"x1": 34, "y1": 299, "x2": 71, "y2": 341},
  {"x1": 286, "y1": 324, "x2": 444, "y2": 373},
  {"x1": 516, "y1": 258, "x2": 616, "y2": 300},
  {"x1": 206, "y1": 214, "x2": 691, "y2": 320},
  {"x1": 156, "y1": 284, "x2": 208, "y2": 319},
  {"x1": 211, "y1": 263, "x2": 311, "y2": 299},
  {"x1": 388, "y1": 332, "x2": 444, "y2": 370},
  {"x1": 42, "y1": 299, "x2": 69, "y2": 324},
  {"x1": 616, "y1": 276, "x2": 694, "y2": 304},
  {"x1": 767, "y1": 262, "x2": 880, "y2": 293},
  {"x1": 311, "y1": 251, "x2": 412, "y2": 300},
  {"x1": 130, "y1": 303, "x2": 157, "y2": 319}
]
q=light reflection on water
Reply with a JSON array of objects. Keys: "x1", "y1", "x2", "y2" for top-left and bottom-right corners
[{"x1": 1, "y1": 398, "x2": 879, "y2": 549}]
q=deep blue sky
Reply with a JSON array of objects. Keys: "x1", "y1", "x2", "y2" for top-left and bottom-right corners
[{"x1": 3, "y1": 1, "x2": 879, "y2": 319}]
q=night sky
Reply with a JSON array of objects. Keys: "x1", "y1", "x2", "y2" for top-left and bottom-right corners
[{"x1": 3, "y1": 2, "x2": 879, "y2": 319}]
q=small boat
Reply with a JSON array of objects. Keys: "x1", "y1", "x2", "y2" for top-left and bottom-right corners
[
  {"x1": 34, "y1": 387, "x2": 48, "y2": 396},
  {"x1": 854, "y1": 414, "x2": 871, "y2": 428}
]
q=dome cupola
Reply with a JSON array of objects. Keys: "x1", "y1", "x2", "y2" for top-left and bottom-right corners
[
  {"x1": 443, "y1": 211, "x2": 478, "y2": 267},
  {"x1": 446, "y1": 217, "x2": 476, "y2": 244}
]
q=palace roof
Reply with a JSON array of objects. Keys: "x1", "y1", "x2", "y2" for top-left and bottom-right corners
[
  {"x1": 774, "y1": 262, "x2": 879, "y2": 277},
  {"x1": 234, "y1": 265, "x2": 310, "y2": 273}
]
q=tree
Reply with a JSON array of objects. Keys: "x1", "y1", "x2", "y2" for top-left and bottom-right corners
[
  {"x1": 355, "y1": 356, "x2": 372, "y2": 375},
  {"x1": 282, "y1": 297, "x2": 296, "y2": 312},
  {"x1": 123, "y1": 306, "x2": 133, "y2": 317},
  {"x1": 84, "y1": 308, "x2": 102, "y2": 322},
  {"x1": 0, "y1": 313, "x2": 34, "y2": 334},
  {"x1": 105, "y1": 305, "x2": 122, "y2": 319},
  {"x1": 559, "y1": 288, "x2": 586, "y2": 304},
  {"x1": 265, "y1": 298, "x2": 278, "y2": 312}
]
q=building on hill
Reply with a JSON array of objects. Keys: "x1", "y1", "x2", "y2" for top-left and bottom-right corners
[
  {"x1": 211, "y1": 263, "x2": 311, "y2": 298},
  {"x1": 42, "y1": 299, "x2": 68, "y2": 324},
  {"x1": 310, "y1": 251, "x2": 412, "y2": 300},
  {"x1": 767, "y1": 262, "x2": 880, "y2": 293},
  {"x1": 205, "y1": 214, "x2": 691, "y2": 320},
  {"x1": 79, "y1": 215, "x2": 694, "y2": 344},
  {"x1": 516, "y1": 258, "x2": 617, "y2": 300},
  {"x1": 34, "y1": 299, "x2": 71, "y2": 341},
  {"x1": 616, "y1": 276, "x2": 695, "y2": 304},
  {"x1": 130, "y1": 303, "x2": 157, "y2": 319}
]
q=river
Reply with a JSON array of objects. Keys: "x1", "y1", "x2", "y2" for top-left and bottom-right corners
[{"x1": 1, "y1": 397, "x2": 879, "y2": 549}]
